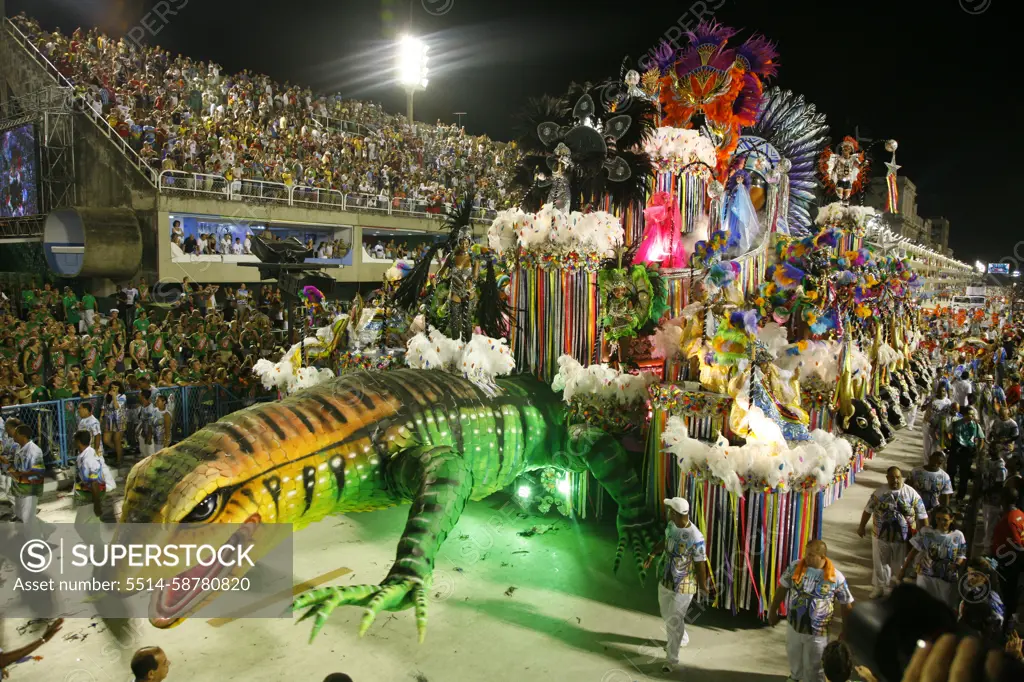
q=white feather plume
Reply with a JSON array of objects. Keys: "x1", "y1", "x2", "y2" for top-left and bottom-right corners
[
  {"x1": 652, "y1": 318, "x2": 684, "y2": 360},
  {"x1": 644, "y1": 128, "x2": 717, "y2": 171},
  {"x1": 663, "y1": 416, "x2": 854, "y2": 495},
  {"x1": 488, "y1": 204, "x2": 623, "y2": 257},
  {"x1": 551, "y1": 355, "x2": 657, "y2": 405},
  {"x1": 253, "y1": 337, "x2": 333, "y2": 393}
]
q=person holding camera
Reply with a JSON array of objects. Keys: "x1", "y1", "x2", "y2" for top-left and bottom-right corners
[
  {"x1": 858, "y1": 467, "x2": 929, "y2": 599},
  {"x1": 768, "y1": 540, "x2": 854, "y2": 682}
]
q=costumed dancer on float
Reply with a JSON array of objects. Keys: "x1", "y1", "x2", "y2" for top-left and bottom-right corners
[
  {"x1": 643, "y1": 497, "x2": 708, "y2": 674},
  {"x1": 436, "y1": 225, "x2": 479, "y2": 341},
  {"x1": 635, "y1": 191, "x2": 687, "y2": 269},
  {"x1": 820, "y1": 137, "x2": 866, "y2": 206}
]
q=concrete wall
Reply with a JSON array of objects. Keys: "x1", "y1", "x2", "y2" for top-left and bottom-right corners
[
  {"x1": 0, "y1": 25, "x2": 55, "y2": 98},
  {"x1": 155, "y1": 194, "x2": 487, "y2": 285}
]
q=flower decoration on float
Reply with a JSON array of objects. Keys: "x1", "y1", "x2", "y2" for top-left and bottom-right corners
[{"x1": 551, "y1": 354, "x2": 658, "y2": 432}]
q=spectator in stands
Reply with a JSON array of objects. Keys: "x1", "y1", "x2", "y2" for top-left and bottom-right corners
[{"x1": 13, "y1": 13, "x2": 518, "y2": 223}]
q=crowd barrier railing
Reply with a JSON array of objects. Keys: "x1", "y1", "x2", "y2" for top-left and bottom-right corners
[
  {"x1": 157, "y1": 172, "x2": 499, "y2": 223},
  {"x1": 1, "y1": 384, "x2": 273, "y2": 469}
]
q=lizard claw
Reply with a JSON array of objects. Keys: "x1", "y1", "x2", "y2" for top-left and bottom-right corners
[
  {"x1": 292, "y1": 575, "x2": 431, "y2": 643},
  {"x1": 614, "y1": 511, "x2": 660, "y2": 584}
]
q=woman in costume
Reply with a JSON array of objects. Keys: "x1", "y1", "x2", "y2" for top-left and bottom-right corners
[
  {"x1": 635, "y1": 191, "x2": 687, "y2": 269},
  {"x1": 440, "y1": 231, "x2": 478, "y2": 341}
]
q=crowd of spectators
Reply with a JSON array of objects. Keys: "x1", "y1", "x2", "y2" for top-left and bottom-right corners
[
  {"x1": 363, "y1": 239, "x2": 434, "y2": 261},
  {"x1": 0, "y1": 280, "x2": 284, "y2": 410},
  {"x1": 13, "y1": 14, "x2": 520, "y2": 214}
]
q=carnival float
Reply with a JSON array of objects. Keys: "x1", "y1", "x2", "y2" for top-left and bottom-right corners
[{"x1": 119, "y1": 21, "x2": 968, "y2": 639}]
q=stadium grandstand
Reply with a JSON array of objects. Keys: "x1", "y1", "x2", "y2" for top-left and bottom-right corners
[{"x1": 0, "y1": 11, "x2": 519, "y2": 291}]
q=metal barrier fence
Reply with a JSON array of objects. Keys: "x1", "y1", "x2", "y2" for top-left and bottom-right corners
[
  {"x1": 1, "y1": 384, "x2": 273, "y2": 469},
  {"x1": 157, "y1": 170, "x2": 498, "y2": 223}
]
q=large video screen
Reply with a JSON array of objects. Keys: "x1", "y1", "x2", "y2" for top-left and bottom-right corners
[{"x1": 0, "y1": 123, "x2": 40, "y2": 218}]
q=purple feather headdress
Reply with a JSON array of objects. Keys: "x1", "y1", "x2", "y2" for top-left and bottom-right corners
[
  {"x1": 734, "y1": 34, "x2": 779, "y2": 78},
  {"x1": 732, "y1": 73, "x2": 763, "y2": 122},
  {"x1": 652, "y1": 41, "x2": 679, "y2": 74},
  {"x1": 685, "y1": 21, "x2": 738, "y2": 50}
]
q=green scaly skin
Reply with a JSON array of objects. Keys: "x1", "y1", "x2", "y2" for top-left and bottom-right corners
[{"x1": 119, "y1": 369, "x2": 658, "y2": 642}]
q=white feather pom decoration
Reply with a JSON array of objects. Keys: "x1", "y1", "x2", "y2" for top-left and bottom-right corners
[
  {"x1": 253, "y1": 337, "x2": 331, "y2": 394},
  {"x1": 652, "y1": 318, "x2": 684, "y2": 360},
  {"x1": 551, "y1": 355, "x2": 657, "y2": 405},
  {"x1": 487, "y1": 204, "x2": 624, "y2": 257},
  {"x1": 461, "y1": 334, "x2": 516, "y2": 385},
  {"x1": 663, "y1": 416, "x2": 854, "y2": 495},
  {"x1": 644, "y1": 128, "x2": 717, "y2": 171}
]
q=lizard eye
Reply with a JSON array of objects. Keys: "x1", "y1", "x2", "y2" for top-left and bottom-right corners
[
  {"x1": 183, "y1": 492, "x2": 221, "y2": 523},
  {"x1": 856, "y1": 417, "x2": 868, "y2": 429}
]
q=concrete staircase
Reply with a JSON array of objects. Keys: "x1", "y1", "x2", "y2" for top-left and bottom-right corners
[{"x1": 1, "y1": 17, "x2": 158, "y2": 212}]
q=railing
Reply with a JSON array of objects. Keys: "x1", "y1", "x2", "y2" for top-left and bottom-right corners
[
  {"x1": 157, "y1": 171, "x2": 498, "y2": 223},
  {"x1": 311, "y1": 114, "x2": 377, "y2": 137},
  {"x1": 3, "y1": 17, "x2": 159, "y2": 186},
  {"x1": 0, "y1": 384, "x2": 274, "y2": 469}
]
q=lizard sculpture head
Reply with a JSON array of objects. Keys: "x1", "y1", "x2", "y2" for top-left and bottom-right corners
[{"x1": 117, "y1": 381, "x2": 405, "y2": 629}]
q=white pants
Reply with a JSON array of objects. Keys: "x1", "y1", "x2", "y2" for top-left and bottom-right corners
[
  {"x1": 140, "y1": 441, "x2": 157, "y2": 460},
  {"x1": 922, "y1": 428, "x2": 933, "y2": 465},
  {"x1": 983, "y1": 503, "x2": 1002, "y2": 551},
  {"x1": 872, "y1": 535, "x2": 906, "y2": 591},
  {"x1": 13, "y1": 494, "x2": 41, "y2": 540},
  {"x1": 916, "y1": 574, "x2": 960, "y2": 612},
  {"x1": 908, "y1": 405, "x2": 919, "y2": 429},
  {"x1": 657, "y1": 584, "x2": 694, "y2": 663},
  {"x1": 785, "y1": 624, "x2": 827, "y2": 682}
]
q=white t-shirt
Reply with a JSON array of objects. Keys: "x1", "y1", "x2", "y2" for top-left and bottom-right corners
[
  {"x1": 123, "y1": 287, "x2": 138, "y2": 305},
  {"x1": 951, "y1": 380, "x2": 972, "y2": 407},
  {"x1": 76, "y1": 446, "x2": 104, "y2": 487},
  {"x1": 244, "y1": 237, "x2": 252, "y2": 254},
  {"x1": 231, "y1": 242, "x2": 243, "y2": 255},
  {"x1": 78, "y1": 415, "x2": 103, "y2": 454}
]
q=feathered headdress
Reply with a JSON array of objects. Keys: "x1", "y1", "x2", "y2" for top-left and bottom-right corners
[
  {"x1": 476, "y1": 256, "x2": 511, "y2": 340},
  {"x1": 392, "y1": 196, "x2": 475, "y2": 312},
  {"x1": 514, "y1": 79, "x2": 656, "y2": 213}
]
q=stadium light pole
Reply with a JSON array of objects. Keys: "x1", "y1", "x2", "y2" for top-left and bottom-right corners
[{"x1": 397, "y1": 35, "x2": 429, "y2": 124}]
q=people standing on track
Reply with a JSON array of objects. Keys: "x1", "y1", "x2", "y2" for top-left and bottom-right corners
[
  {"x1": 644, "y1": 497, "x2": 709, "y2": 674},
  {"x1": 857, "y1": 466, "x2": 929, "y2": 598},
  {"x1": 768, "y1": 540, "x2": 854, "y2": 682}
]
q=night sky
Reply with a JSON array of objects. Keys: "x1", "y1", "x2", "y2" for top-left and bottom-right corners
[{"x1": 10, "y1": 0, "x2": 1018, "y2": 266}]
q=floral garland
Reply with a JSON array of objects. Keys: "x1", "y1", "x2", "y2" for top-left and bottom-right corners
[
  {"x1": 337, "y1": 350, "x2": 406, "y2": 373},
  {"x1": 515, "y1": 249, "x2": 606, "y2": 272},
  {"x1": 648, "y1": 384, "x2": 732, "y2": 417}
]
